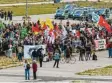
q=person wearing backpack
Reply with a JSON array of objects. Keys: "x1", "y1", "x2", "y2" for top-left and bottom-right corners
[
  {"x1": 24, "y1": 60, "x2": 30, "y2": 80},
  {"x1": 53, "y1": 49, "x2": 60, "y2": 68}
]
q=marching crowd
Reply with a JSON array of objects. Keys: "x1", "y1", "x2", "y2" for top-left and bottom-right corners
[{"x1": 0, "y1": 18, "x2": 112, "y2": 80}]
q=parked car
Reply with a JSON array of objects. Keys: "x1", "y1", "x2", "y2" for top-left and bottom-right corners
[
  {"x1": 96, "y1": 8, "x2": 110, "y2": 18},
  {"x1": 55, "y1": 9, "x2": 69, "y2": 19},
  {"x1": 72, "y1": 10, "x2": 88, "y2": 20}
]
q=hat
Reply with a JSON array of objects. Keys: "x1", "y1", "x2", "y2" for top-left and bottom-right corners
[{"x1": 33, "y1": 60, "x2": 36, "y2": 63}]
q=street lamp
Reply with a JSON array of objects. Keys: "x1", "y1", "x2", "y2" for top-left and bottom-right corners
[{"x1": 23, "y1": 0, "x2": 30, "y2": 23}]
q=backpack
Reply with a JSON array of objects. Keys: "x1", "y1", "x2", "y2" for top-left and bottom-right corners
[{"x1": 26, "y1": 64, "x2": 30, "y2": 70}]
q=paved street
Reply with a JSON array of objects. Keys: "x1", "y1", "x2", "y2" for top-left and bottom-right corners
[
  {"x1": 0, "y1": 51, "x2": 112, "y2": 82},
  {"x1": 2, "y1": 14, "x2": 83, "y2": 25}
]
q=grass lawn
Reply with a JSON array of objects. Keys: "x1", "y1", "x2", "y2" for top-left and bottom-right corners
[
  {"x1": 77, "y1": 65, "x2": 112, "y2": 76},
  {"x1": 0, "y1": 56, "x2": 32, "y2": 69},
  {"x1": 0, "y1": 0, "x2": 51, "y2": 4},
  {"x1": 0, "y1": 3, "x2": 65, "y2": 16},
  {"x1": 0, "y1": 1, "x2": 112, "y2": 16}
]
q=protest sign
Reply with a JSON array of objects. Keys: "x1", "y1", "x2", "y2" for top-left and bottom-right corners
[
  {"x1": 24, "y1": 45, "x2": 46, "y2": 59},
  {"x1": 94, "y1": 39, "x2": 106, "y2": 50}
]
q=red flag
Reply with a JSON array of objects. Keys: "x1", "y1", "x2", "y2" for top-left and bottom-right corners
[
  {"x1": 98, "y1": 16, "x2": 111, "y2": 33},
  {"x1": 76, "y1": 30, "x2": 80, "y2": 37},
  {"x1": 43, "y1": 22, "x2": 47, "y2": 30},
  {"x1": 49, "y1": 29, "x2": 53, "y2": 36},
  {"x1": 32, "y1": 24, "x2": 40, "y2": 32}
]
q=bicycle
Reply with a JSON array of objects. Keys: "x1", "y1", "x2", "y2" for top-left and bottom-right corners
[{"x1": 60, "y1": 55, "x2": 76, "y2": 64}]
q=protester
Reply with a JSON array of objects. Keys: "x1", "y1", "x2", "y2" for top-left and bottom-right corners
[
  {"x1": 107, "y1": 39, "x2": 112, "y2": 58},
  {"x1": 37, "y1": 47, "x2": 44, "y2": 67},
  {"x1": 32, "y1": 49, "x2": 37, "y2": 60},
  {"x1": 0, "y1": 16, "x2": 111, "y2": 64},
  {"x1": 79, "y1": 46, "x2": 85, "y2": 61},
  {"x1": 17, "y1": 44, "x2": 23, "y2": 61},
  {"x1": 24, "y1": 60, "x2": 30, "y2": 80},
  {"x1": 53, "y1": 49, "x2": 60, "y2": 68},
  {"x1": 32, "y1": 60, "x2": 38, "y2": 80}
]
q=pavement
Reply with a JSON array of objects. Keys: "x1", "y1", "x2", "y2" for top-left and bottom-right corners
[
  {"x1": 2, "y1": 14, "x2": 83, "y2": 25},
  {"x1": 0, "y1": 50, "x2": 112, "y2": 82}
]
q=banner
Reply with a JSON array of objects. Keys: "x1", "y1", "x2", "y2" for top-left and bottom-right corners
[
  {"x1": 94, "y1": 39, "x2": 106, "y2": 50},
  {"x1": 24, "y1": 45, "x2": 46, "y2": 59}
]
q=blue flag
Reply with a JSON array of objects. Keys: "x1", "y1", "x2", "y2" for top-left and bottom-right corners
[{"x1": 92, "y1": 12, "x2": 100, "y2": 23}]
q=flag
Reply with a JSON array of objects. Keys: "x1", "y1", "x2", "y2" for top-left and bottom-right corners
[
  {"x1": 54, "y1": 24, "x2": 61, "y2": 34},
  {"x1": 21, "y1": 27, "x2": 27, "y2": 39},
  {"x1": 32, "y1": 24, "x2": 40, "y2": 32},
  {"x1": 76, "y1": 30, "x2": 80, "y2": 37},
  {"x1": 92, "y1": 12, "x2": 100, "y2": 23},
  {"x1": 43, "y1": 22, "x2": 47, "y2": 30},
  {"x1": 46, "y1": 18, "x2": 54, "y2": 30},
  {"x1": 98, "y1": 16, "x2": 111, "y2": 33},
  {"x1": 61, "y1": 25, "x2": 67, "y2": 36}
]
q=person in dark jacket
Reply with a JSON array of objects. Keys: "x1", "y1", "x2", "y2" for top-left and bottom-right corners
[
  {"x1": 37, "y1": 47, "x2": 44, "y2": 67},
  {"x1": 32, "y1": 49, "x2": 37, "y2": 60},
  {"x1": 79, "y1": 46, "x2": 85, "y2": 61},
  {"x1": 32, "y1": 60, "x2": 38, "y2": 80}
]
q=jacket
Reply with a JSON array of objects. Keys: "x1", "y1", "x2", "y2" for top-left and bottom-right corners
[
  {"x1": 54, "y1": 53, "x2": 60, "y2": 60},
  {"x1": 32, "y1": 63, "x2": 37, "y2": 72}
]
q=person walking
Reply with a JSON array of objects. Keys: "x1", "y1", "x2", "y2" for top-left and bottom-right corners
[
  {"x1": 65, "y1": 46, "x2": 71, "y2": 63},
  {"x1": 37, "y1": 47, "x2": 44, "y2": 67},
  {"x1": 32, "y1": 49, "x2": 37, "y2": 60},
  {"x1": 24, "y1": 60, "x2": 30, "y2": 80},
  {"x1": 17, "y1": 44, "x2": 23, "y2": 61},
  {"x1": 79, "y1": 46, "x2": 85, "y2": 61},
  {"x1": 53, "y1": 49, "x2": 60, "y2": 68},
  {"x1": 32, "y1": 60, "x2": 38, "y2": 80}
]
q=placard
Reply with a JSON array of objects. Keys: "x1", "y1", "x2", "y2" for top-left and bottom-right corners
[{"x1": 24, "y1": 45, "x2": 46, "y2": 59}]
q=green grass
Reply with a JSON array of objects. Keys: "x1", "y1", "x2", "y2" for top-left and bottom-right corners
[
  {"x1": 77, "y1": 65, "x2": 112, "y2": 76},
  {"x1": 0, "y1": 0, "x2": 51, "y2": 4},
  {"x1": 0, "y1": 3, "x2": 65, "y2": 16},
  {"x1": 0, "y1": 1, "x2": 112, "y2": 16}
]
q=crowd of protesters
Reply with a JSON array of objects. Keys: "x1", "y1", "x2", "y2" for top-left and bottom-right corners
[{"x1": 0, "y1": 20, "x2": 112, "y2": 60}]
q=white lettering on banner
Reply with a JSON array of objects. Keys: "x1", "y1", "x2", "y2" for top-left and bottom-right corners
[
  {"x1": 94, "y1": 39, "x2": 106, "y2": 50},
  {"x1": 24, "y1": 45, "x2": 46, "y2": 59}
]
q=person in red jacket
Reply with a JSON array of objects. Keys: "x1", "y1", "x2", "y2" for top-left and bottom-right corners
[{"x1": 32, "y1": 60, "x2": 38, "y2": 80}]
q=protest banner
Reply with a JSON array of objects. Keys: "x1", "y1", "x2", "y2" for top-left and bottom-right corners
[
  {"x1": 94, "y1": 39, "x2": 106, "y2": 50},
  {"x1": 24, "y1": 45, "x2": 46, "y2": 59}
]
